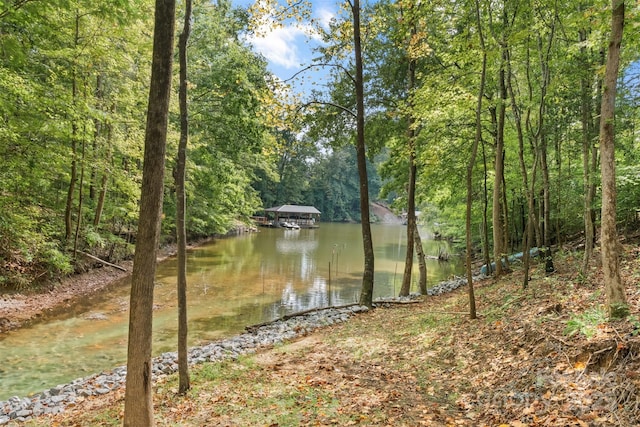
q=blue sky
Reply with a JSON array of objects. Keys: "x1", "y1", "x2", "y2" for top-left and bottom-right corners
[{"x1": 233, "y1": 0, "x2": 338, "y2": 95}]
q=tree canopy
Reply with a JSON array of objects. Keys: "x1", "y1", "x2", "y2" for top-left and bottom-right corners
[{"x1": 1, "y1": 0, "x2": 639, "y2": 300}]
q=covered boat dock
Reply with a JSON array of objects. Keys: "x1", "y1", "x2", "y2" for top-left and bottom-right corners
[{"x1": 255, "y1": 205, "x2": 321, "y2": 228}]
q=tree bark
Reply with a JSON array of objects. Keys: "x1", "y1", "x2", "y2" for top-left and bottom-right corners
[
  {"x1": 413, "y1": 222, "x2": 427, "y2": 295},
  {"x1": 93, "y1": 120, "x2": 112, "y2": 227},
  {"x1": 579, "y1": 27, "x2": 598, "y2": 274},
  {"x1": 400, "y1": 154, "x2": 416, "y2": 297},
  {"x1": 175, "y1": 0, "x2": 192, "y2": 395},
  {"x1": 599, "y1": 0, "x2": 627, "y2": 319},
  {"x1": 352, "y1": 0, "x2": 375, "y2": 308},
  {"x1": 123, "y1": 0, "x2": 176, "y2": 425},
  {"x1": 506, "y1": 46, "x2": 537, "y2": 290},
  {"x1": 400, "y1": 22, "x2": 418, "y2": 298},
  {"x1": 64, "y1": 13, "x2": 81, "y2": 244},
  {"x1": 465, "y1": 0, "x2": 486, "y2": 320},
  {"x1": 492, "y1": 43, "x2": 507, "y2": 277}
]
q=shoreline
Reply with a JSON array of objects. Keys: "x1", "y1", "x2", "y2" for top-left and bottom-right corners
[{"x1": 0, "y1": 244, "x2": 181, "y2": 334}]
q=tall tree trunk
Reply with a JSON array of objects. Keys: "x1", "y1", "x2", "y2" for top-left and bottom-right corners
[
  {"x1": 400, "y1": 25, "x2": 417, "y2": 297},
  {"x1": 506, "y1": 47, "x2": 537, "y2": 290},
  {"x1": 533, "y1": 24, "x2": 557, "y2": 274},
  {"x1": 64, "y1": 13, "x2": 81, "y2": 244},
  {"x1": 73, "y1": 134, "x2": 86, "y2": 255},
  {"x1": 580, "y1": 27, "x2": 595, "y2": 273},
  {"x1": 352, "y1": 0, "x2": 375, "y2": 308},
  {"x1": 481, "y1": 138, "x2": 491, "y2": 274},
  {"x1": 90, "y1": 74, "x2": 104, "y2": 203},
  {"x1": 413, "y1": 222, "x2": 427, "y2": 295},
  {"x1": 93, "y1": 120, "x2": 112, "y2": 227},
  {"x1": 175, "y1": 0, "x2": 192, "y2": 395},
  {"x1": 464, "y1": 0, "x2": 487, "y2": 319},
  {"x1": 400, "y1": 153, "x2": 416, "y2": 297},
  {"x1": 600, "y1": 0, "x2": 627, "y2": 319},
  {"x1": 492, "y1": 52, "x2": 507, "y2": 277},
  {"x1": 540, "y1": 135, "x2": 554, "y2": 272},
  {"x1": 123, "y1": 0, "x2": 176, "y2": 425}
]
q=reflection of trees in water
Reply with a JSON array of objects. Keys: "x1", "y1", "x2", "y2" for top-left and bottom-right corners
[{"x1": 272, "y1": 276, "x2": 361, "y2": 318}]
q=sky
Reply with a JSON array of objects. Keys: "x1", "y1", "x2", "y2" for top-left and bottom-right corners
[{"x1": 233, "y1": 0, "x2": 338, "y2": 96}]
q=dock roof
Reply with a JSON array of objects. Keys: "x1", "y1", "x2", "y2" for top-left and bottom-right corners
[{"x1": 264, "y1": 205, "x2": 321, "y2": 214}]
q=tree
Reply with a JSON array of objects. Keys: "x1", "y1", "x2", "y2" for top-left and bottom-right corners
[
  {"x1": 399, "y1": 9, "x2": 418, "y2": 298},
  {"x1": 464, "y1": 0, "x2": 487, "y2": 320},
  {"x1": 123, "y1": 0, "x2": 176, "y2": 425},
  {"x1": 492, "y1": 6, "x2": 508, "y2": 278},
  {"x1": 599, "y1": 0, "x2": 627, "y2": 319},
  {"x1": 350, "y1": 0, "x2": 375, "y2": 308},
  {"x1": 175, "y1": 0, "x2": 192, "y2": 395}
]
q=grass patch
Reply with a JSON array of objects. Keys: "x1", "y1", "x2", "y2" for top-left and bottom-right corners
[{"x1": 564, "y1": 305, "x2": 608, "y2": 338}]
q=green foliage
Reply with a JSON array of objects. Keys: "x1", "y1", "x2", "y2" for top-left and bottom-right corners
[
  {"x1": 302, "y1": 145, "x2": 382, "y2": 222},
  {"x1": 1, "y1": 0, "x2": 639, "y2": 292},
  {"x1": 564, "y1": 306, "x2": 608, "y2": 338},
  {"x1": 0, "y1": 205, "x2": 72, "y2": 290}
]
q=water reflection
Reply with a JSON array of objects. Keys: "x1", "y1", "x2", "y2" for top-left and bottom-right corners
[{"x1": 0, "y1": 223, "x2": 463, "y2": 400}]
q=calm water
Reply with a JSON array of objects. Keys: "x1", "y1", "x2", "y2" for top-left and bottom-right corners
[{"x1": 0, "y1": 223, "x2": 462, "y2": 400}]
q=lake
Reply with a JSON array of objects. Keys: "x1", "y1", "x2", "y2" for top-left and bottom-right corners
[{"x1": 0, "y1": 223, "x2": 463, "y2": 400}]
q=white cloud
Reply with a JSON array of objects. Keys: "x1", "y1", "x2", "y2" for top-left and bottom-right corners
[
  {"x1": 247, "y1": 25, "x2": 305, "y2": 69},
  {"x1": 243, "y1": 1, "x2": 337, "y2": 75},
  {"x1": 315, "y1": 7, "x2": 335, "y2": 31}
]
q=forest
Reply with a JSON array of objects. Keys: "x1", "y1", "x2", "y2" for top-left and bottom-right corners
[
  {"x1": 1, "y1": 0, "x2": 640, "y2": 425},
  {"x1": 0, "y1": 0, "x2": 638, "y2": 297}
]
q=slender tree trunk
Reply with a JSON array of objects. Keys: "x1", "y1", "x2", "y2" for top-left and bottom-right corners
[
  {"x1": 73, "y1": 134, "x2": 86, "y2": 255},
  {"x1": 533, "y1": 25, "x2": 556, "y2": 274},
  {"x1": 400, "y1": 154, "x2": 416, "y2": 297},
  {"x1": 540, "y1": 134, "x2": 554, "y2": 273},
  {"x1": 175, "y1": 0, "x2": 192, "y2": 395},
  {"x1": 492, "y1": 54, "x2": 506, "y2": 277},
  {"x1": 413, "y1": 222, "x2": 427, "y2": 295},
  {"x1": 65, "y1": 14, "x2": 81, "y2": 243},
  {"x1": 123, "y1": 0, "x2": 176, "y2": 425},
  {"x1": 580, "y1": 27, "x2": 595, "y2": 273},
  {"x1": 600, "y1": 0, "x2": 627, "y2": 319},
  {"x1": 481, "y1": 139, "x2": 491, "y2": 274},
  {"x1": 352, "y1": 0, "x2": 375, "y2": 308},
  {"x1": 93, "y1": 120, "x2": 112, "y2": 227},
  {"x1": 554, "y1": 131, "x2": 563, "y2": 249},
  {"x1": 400, "y1": 28, "x2": 417, "y2": 297},
  {"x1": 501, "y1": 167, "x2": 511, "y2": 267},
  {"x1": 506, "y1": 47, "x2": 537, "y2": 290},
  {"x1": 90, "y1": 74, "x2": 104, "y2": 202},
  {"x1": 464, "y1": 0, "x2": 487, "y2": 319}
]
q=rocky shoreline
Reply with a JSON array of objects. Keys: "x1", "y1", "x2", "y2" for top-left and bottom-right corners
[{"x1": 0, "y1": 275, "x2": 475, "y2": 424}]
